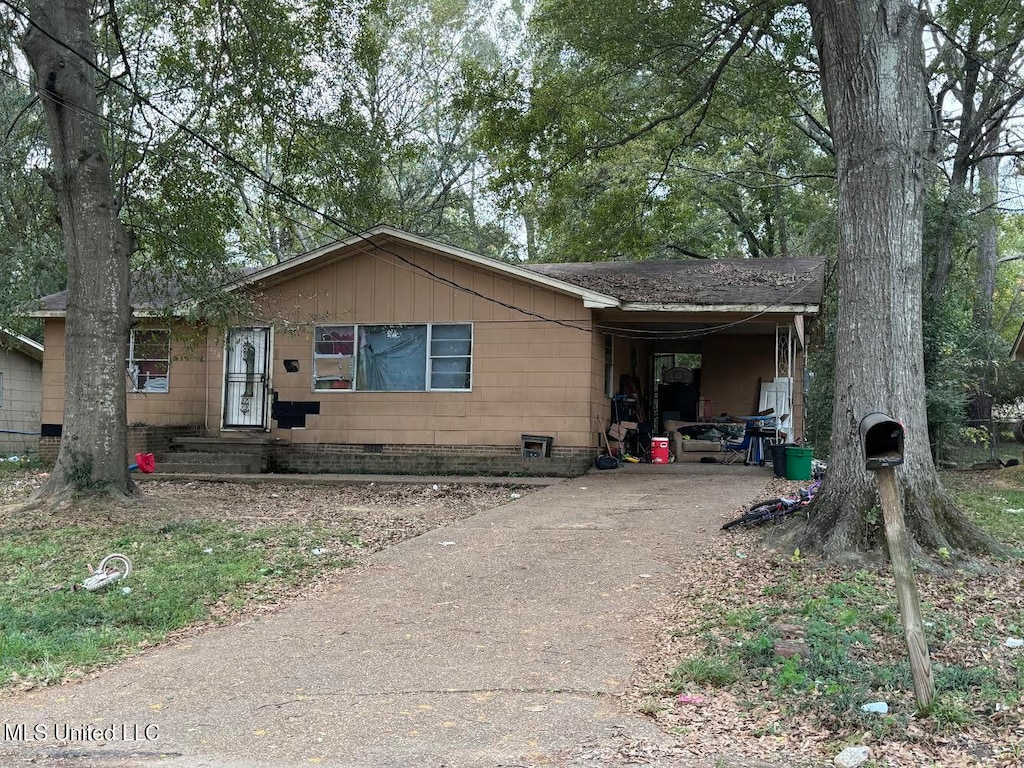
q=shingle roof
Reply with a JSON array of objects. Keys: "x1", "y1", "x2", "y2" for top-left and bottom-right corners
[
  {"x1": 524, "y1": 257, "x2": 826, "y2": 307},
  {"x1": 31, "y1": 231, "x2": 826, "y2": 317},
  {"x1": 34, "y1": 270, "x2": 256, "y2": 315}
]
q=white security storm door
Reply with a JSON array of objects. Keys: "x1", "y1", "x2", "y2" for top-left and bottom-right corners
[{"x1": 223, "y1": 327, "x2": 271, "y2": 428}]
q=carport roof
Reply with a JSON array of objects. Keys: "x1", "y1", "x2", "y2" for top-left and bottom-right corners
[{"x1": 524, "y1": 257, "x2": 826, "y2": 308}]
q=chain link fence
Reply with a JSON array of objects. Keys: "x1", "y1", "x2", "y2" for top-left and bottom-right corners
[{"x1": 933, "y1": 418, "x2": 1023, "y2": 469}]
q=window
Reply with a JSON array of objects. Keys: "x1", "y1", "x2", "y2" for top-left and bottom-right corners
[
  {"x1": 127, "y1": 329, "x2": 170, "y2": 393},
  {"x1": 313, "y1": 325, "x2": 355, "y2": 390},
  {"x1": 313, "y1": 323, "x2": 472, "y2": 392},
  {"x1": 429, "y1": 324, "x2": 472, "y2": 390}
]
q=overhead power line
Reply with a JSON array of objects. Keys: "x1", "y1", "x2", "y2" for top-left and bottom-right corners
[{"x1": 1, "y1": 0, "x2": 819, "y2": 340}]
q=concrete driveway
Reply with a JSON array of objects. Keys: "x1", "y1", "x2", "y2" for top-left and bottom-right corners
[{"x1": 0, "y1": 464, "x2": 770, "y2": 768}]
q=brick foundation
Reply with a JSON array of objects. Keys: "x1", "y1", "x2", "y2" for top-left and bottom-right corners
[
  {"x1": 38, "y1": 436, "x2": 60, "y2": 463},
  {"x1": 268, "y1": 442, "x2": 593, "y2": 477},
  {"x1": 38, "y1": 424, "x2": 204, "y2": 465},
  {"x1": 127, "y1": 424, "x2": 204, "y2": 460}
]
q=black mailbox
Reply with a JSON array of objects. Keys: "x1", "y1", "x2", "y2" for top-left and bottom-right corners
[{"x1": 859, "y1": 412, "x2": 904, "y2": 471}]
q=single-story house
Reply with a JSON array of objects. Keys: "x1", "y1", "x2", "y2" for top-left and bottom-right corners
[
  {"x1": 31, "y1": 226, "x2": 824, "y2": 475},
  {"x1": 0, "y1": 327, "x2": 43, "y2": 455}
]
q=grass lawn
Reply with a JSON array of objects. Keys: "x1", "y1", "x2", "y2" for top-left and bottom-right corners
[
  {"x1": 0, "y1": 495, "x2": 355, "y2": 690},
  {"x1": 634, "y1": 468, "x2": 1024, "y2": 766},
  {"x1": 0, "y1": 462, "x2": 518, "y2": 692}
]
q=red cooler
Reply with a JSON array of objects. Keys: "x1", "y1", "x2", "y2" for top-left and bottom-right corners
[{"x1": 651, "y1": 436, "x2": 670, "y2": 464}]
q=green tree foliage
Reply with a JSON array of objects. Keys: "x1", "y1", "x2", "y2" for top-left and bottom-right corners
[
  {"x1": 0, "y1": 75, "x2": 64, "y2": 336},
  {"x1": 924, "y1": 0, "x2": 1024, "y2": 302},
  {"x1": 301, "y1": 0, "x2": 516, "y2": 257},
  {"x1": 1, "y1": 0, "x2": 521, "y2": 332},
  {"x1": 464, "y1": 1, "x2": 837, "y2": 261}
]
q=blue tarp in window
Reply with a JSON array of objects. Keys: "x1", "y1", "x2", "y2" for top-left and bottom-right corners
[{"x1": 356, "y1": 325, "x2": 427, "y2": 391}]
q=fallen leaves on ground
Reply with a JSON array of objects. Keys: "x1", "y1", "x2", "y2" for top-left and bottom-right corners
[
  {"x1": 622, "y1": 476, "x2": 1024, "y2": 768},
  {"x1": 0, "y1": 477, "x2": 532, "y2": 662}
]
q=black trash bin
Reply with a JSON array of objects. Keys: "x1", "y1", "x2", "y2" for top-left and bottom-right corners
[{"x1": 769, "y1": 443, "x2": 797, "y2": 478}]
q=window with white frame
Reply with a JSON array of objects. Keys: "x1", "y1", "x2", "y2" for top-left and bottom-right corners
[
  {"x1": 429, "y1": 324, "x2": 472, "y2": 390},
  {"x1": 313, "y1": 325, "x2": 356, "y2": 390},
  {"x1": 127, "y1": 329, "x2": 170, "y2": 393},
  {"x1": 313, "y1": 323, "x2": 472, "y2": 392}
]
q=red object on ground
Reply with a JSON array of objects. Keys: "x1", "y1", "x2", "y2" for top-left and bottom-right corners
[
  {"x1": 651, "y1": 437, "x2": 670, "y2": 464},
  {"x1": 135, "y1": 452, "x2": 155, "y2": 473}
]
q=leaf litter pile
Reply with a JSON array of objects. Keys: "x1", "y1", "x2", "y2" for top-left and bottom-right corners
[{"x1": 616, "y1": 476, "x2": 1024, "y2": 768}]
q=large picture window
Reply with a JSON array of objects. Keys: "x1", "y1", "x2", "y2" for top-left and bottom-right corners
[
  {"x1": 127, "y1": 329, "x2": 170, "y2": 393},
  {"x1": 313, "y1": 323, "x2": 472, "y2": 392}
]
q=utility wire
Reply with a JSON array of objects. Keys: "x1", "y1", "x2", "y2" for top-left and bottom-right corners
[{"x1": 1, "y1": 0, "x2": 821, "y2": 339}]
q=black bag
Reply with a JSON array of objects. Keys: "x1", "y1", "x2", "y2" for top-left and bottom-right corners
[{"x1": 595, "y1": 455, "x2": 620, "y2": 470}]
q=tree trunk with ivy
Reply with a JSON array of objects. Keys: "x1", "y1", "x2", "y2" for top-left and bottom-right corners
[
  {"x1": 786, "y1": 0, "x2": 1000, "y2": 564},
  {"x1": 23, "y1": 0, "x2": 135, "y2": 500}
]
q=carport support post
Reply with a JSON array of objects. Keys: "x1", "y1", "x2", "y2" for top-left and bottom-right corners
[{"x1": 875, "y1": 466, "x2": 935, "y2": 711}]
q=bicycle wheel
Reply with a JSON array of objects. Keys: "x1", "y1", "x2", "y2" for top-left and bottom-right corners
[
  {"x1": 745, "y1": 496, "x2": 785, "y2": 510},
  {"x1": 722, "y1": 502, "x2": 781, "y2": 530}
]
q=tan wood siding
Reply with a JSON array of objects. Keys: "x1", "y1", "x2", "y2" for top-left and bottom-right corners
[
  {"x1": 214, "y1": 246, "x2": 597, "y2": 448},
  {"x1": 41, "y1": 319, "x2": 206, "y2": 429},
  {"x1": 40, "y1": 319, "x2": 65, "y2": 426},
  {"x1": 700, "y1": 335, "x2": 777, "y2": 417}
]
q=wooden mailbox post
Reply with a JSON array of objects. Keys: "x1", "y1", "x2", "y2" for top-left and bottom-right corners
[{"x1": 859, "y1": 413, "x2": 935, "y2": 711}]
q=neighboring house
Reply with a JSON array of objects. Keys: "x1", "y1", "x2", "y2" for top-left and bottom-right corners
[
  {"x1": 31, "y1": 227, "x2": 824, "y2": 475},
  {"x1": 1012, "y1": 325, "x2": 1024, "y2": 362},
  {"x1": 0, "y1": 328, "x2": 43, "y2": 455}
]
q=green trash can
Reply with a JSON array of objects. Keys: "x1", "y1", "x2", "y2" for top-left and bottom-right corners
[{"x1": 784, "y1": 446, "x2": 813, "y2": 481}]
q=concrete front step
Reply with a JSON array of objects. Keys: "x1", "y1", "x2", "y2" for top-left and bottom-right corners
[
  {"x1": 170, "y1": 436, "x2": 271, "y2": 454},
  {"x1": 155, "y1": 452, "x2": 259, "y2": 474},
  {"x1": 163, "y1": 437, "x2": 270, "y2": 474},
  {"x1": 166, "y1": 451, "x2": 261, "y2": 465},
  {"x1": 157, "y1": 447, "x2": 264, "y2": 475},
  {"x1": 154, "y1": 460, "x2": 256, "y2": 475}
]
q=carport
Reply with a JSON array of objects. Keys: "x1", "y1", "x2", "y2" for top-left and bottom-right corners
[{"x1": 526, "y1": 257, "x2": 825, "y2": 443}]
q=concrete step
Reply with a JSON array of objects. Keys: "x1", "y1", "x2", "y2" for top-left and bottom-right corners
[
  {"x1": 155, "y1": 448, "x2": 262, "y2": 475},
  {"x1": 170, "y1": 436, "x2": 271, "y2": 455},
  {"x1": 154, "y1": 458, "x2": 257, "y2": 475},
  {"x1": 166, "y1": 451, "x2": 261, "y2": 466}
]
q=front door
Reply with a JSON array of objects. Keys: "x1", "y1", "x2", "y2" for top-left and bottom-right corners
[{"x1": 223, "y1": 327, "x2": 271, "y2": 429}]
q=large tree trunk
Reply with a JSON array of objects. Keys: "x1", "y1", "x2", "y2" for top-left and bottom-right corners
[
  {"x1": 967, "y1": 130, "x2": 1000, "y2": 424},
  {"x1": 23, "y1": 0, "x2": 134, "y2": 500},
  {"x1": 792, "y1": 0, "x2": 999, "y2": 564},
  {"x1": 974, "y1": 130, "x2": 1000, "y2": 330}
]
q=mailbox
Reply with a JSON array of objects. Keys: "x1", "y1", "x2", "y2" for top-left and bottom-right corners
[{"x1": 859, "y1": 412, "x2": 904, "y2": 471}]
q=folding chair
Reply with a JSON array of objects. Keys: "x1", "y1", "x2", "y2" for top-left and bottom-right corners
[{"x1": 721, "y1": 429, "x2": 755, "y2": 465}]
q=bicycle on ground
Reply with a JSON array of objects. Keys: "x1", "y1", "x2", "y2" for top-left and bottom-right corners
[{"x1": 721, "y1": 479, "x2": 822, "y2": 531}]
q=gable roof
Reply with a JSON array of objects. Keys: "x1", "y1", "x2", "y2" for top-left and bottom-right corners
[
  {"x1": 0, "y1": 327, "x2": 43, "y2": 362},
  {"x1": 224, "y1": 226, "x2": 621, "y2": 309},
  {"x1": 524, "y1": 257, "x2": 825, "y2": 311},
  {"x1": 28, "y1": 227, "x2": 825, "y2": 319},
  {"x1": 32, "y1": 269, "x2": 258, "y2": 317},
  {"x1": 32, "y1": 227, "x2": 621, "y2": 316}
]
